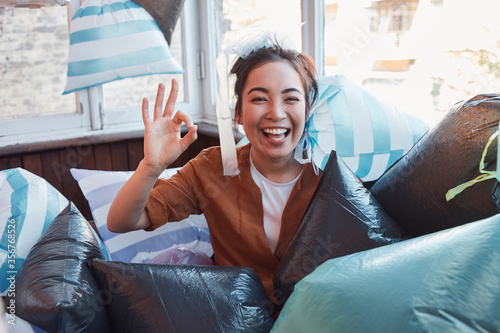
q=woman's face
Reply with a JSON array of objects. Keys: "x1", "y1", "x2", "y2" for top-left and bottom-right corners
[{"x1": 237, "y1": 61, "x2": 306, "y2": 165}]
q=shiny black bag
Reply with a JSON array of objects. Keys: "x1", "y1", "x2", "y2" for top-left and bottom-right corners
[
  {"x1": 88, "y1": 260, "x2": 275, "y2": 333},
  {"x1": 274, "y1": 151, "x2": 408, "y2": 305},
  {"x1": 371, "y1": 94, "x2": 500, "y2": 236},
  {"x1": 15, "y1": 202, "x2": 110, "y2": 333}
]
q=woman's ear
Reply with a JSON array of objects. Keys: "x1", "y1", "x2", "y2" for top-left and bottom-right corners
[{"x1": 235, "y1": 105, "x2": 243, "y2": 125}]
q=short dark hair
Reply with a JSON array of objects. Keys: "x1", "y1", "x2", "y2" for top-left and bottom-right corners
[{"x1": 230, "y1": 44, "x2": 318, "y2": 122}]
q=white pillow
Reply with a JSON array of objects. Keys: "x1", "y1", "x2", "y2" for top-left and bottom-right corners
[
  {"x1": 70, "y1": 168, "x2": 213, "y2": 263},
  {"x1": 296, "y1": 74, "x2": 430, "y2": 182},
  {"x1": 0, "y1": 168, "x2": 69, "y2": 296},
  {"x1": 63, "y1": 0, "x2": 183, "y2": 95}
]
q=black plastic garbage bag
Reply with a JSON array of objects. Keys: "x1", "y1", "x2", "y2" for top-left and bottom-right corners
[
  {"x1": 273, "y1": 151, "x2": 408, "y2": 305},
  {"x1": 88, "y1": 260, "x2": 275, "y2": 333},
  {"x1": 371, "y1": 94, "x2": 500, "y2": 237},
  {"x1": 493, "y1": 182, "x2": 500, "y2": 209},
  {"x1": 15, "y1": 202, "x2": 110, "y2": 333}
]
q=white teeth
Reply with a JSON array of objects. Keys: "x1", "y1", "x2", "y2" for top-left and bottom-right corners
[{"x1": 263, "y1": 128, "x2": 287, "y2": 135}]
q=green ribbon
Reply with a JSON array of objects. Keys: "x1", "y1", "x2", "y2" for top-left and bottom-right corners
[{"x1": 446, "y1": 128, "x2": 498, "y2": 201}]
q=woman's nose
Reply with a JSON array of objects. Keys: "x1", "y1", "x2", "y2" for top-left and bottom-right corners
[{"x1": 266, "y1": 102, "x2": 286, "y2": 121}]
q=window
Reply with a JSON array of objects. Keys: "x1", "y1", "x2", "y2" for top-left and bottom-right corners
[
  {"x1": 0, "y1": 0, "x2": 202, "y2": 148},
  {"x1": 0, "y1": 6, "x2": 75, "y2": 120},
  {"x1": 324, "y1": 0, "x2": 500, "y2": 126},
  {"x1": 0, "y1": 5, "x2": 91, "y2": 142},
  {"x1": 1, "y1": 0, "x2": 499, "y2": 150},
  {"x1": 215, "y1": 0, "x2": 302, "y2": 50}
]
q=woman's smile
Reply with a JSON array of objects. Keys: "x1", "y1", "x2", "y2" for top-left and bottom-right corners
[{"x1": 261, "y1": 127, "x2": 291, "y2": 142}]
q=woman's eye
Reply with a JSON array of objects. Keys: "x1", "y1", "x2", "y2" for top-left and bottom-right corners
[
  {"x1": 285, "y1": 97, "x2": 300, "y2": 102},
  {"x1": 251, "y1": 97, "x2": 266, "y2": 102}
]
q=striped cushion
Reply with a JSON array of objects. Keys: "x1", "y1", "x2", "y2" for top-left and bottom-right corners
[
  {"x1": 297, "y1": 74, "x2": 430, "y2": 182},
  {"x1": 70, "y1": 168, "x2": 213, "y2": 263},
  {"x1": 0, "y1": 168, "x2": 69, "y2": 296},
  {"x1": 63, "y1": 0, "x2": 183, "y2": 95}
]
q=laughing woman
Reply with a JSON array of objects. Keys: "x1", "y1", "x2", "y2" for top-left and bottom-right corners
[{"x1": 107, "y1": 43, "x2": 320, "y2": 310}]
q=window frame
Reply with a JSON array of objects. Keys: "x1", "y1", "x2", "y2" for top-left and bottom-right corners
[{"x1": 302, "y1": 0, "x2": 325, "y2": 76}]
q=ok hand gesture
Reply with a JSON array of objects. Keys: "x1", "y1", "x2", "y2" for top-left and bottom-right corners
[{"x1": 141, "y1": 79, "x2": 198, "y2": 175}]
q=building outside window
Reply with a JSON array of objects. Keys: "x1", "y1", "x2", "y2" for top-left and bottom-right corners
[{"x1": 324, "y1": 0, "x2": 500, "y2": 126}]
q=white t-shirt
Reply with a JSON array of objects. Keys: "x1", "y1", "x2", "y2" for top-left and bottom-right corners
[{"x1": 250, "y1": 155, "x2": 302, "y2": 253}]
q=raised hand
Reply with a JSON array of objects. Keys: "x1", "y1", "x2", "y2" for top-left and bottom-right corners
[{"x1": 141, "y1": 79, "x2": 198, "y2": 175}]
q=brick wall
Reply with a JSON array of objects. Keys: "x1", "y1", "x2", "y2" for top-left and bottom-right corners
[{"x1": 0, "y1": 6, "x2": 76, "y2": 119}]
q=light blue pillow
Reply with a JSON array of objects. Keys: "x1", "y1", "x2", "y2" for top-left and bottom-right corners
[
  {"x1": 296, "y1": 74, "x2": 430, "y2": 182},
  {"x1": 70, "y1": 168, "x2": 213, "y2": 263},
  {"x1": 272, "y1": 214, "x2": 500, "y2": 332},
  {"x1": 63, "y1": 0, "x2": 183, "y2": 94},
  {"x1": 0, "y1": 168, "x2": 69, "y2": 296}
]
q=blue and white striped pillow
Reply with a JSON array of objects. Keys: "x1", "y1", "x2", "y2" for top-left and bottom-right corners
[
  {"x1": 63, "y1": 0, "x2": 183, "y2": 95},
  {"x1": 0, "y1": 168, "x2": 69, "y2": 296},
  {"x1": 70, "y1": 168, "x2": 213, "y2": 263},
  {"x1": 296, "y1": 74, "x2": 430, "y2": 182}
]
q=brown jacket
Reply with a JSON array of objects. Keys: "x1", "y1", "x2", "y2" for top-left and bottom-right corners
[{"x1": 145, "y1": 144, "x2": 321, "y2": 300}]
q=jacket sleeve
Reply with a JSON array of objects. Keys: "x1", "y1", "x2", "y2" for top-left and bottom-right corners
[{"x1": 144, "y1": 160, "x2": 203, "y2": 231}]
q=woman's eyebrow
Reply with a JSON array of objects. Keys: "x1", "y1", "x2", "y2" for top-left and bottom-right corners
[
  {"x1": 281, "y1": 88, "x2": 302, "y2": 94},
  {"x1": 247, "y1": 87, "x2": 268, "y2": 95},
  {"x1": 247, "y1": 87, "x2": 303, "y2": 95}
]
